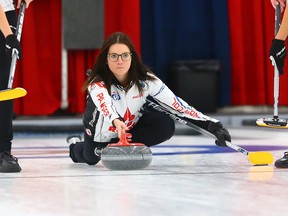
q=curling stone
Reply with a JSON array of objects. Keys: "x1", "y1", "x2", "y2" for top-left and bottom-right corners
[{"x1": 101, "y1": 133, "x2": 152, "y2": 170}]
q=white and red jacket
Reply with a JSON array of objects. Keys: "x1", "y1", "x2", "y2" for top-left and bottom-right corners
[{"x1": 86, "y1": 74, "x2": 219, "y2": 142}]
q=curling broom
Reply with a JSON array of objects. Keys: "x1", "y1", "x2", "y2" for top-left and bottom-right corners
[
  {"x1": 0, "y1": 1, "x2": 27, "y2": 101},
  {"x1": 256, "y1": 4, "x2": 288, "y2": 128},
  {"x1": 146, "y1": 98, "x2": 274, "y2": 166}
]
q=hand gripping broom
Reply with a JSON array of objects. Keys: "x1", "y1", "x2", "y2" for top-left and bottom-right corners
[
  {"x1": 0, "y1": 1, "x2": 27, "y2": 101},
  {"x1": 256, "y1": 4, "x2": 288, "y2": 128},
  {"x1": 146, "y1": 98, "x2": 273, "y2": 166}
]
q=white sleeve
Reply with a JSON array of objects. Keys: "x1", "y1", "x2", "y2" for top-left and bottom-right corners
[
  {"x1": 88, "y1": 82, "x2": 120, "y2": 125},
  {"x1": 147, "y1": 76, "x2": 219, "y2": 123}
]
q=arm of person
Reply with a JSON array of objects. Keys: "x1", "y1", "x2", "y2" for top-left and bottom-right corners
[
  {"x1": 270, "y1": 2, "x2": 288, "y2": 74},
  {"x1": 146, "y1": 76, "x2": 231, "y2": 147},
  {"x1": 276, "y1": 3, "x2": 288, "y2": 40},
  {"x1": 0, "y1": 4, "x2": 13, "y2": 37},
  {"x1": 271, "y1": 0, "x2": 286, "y2": 11},
  {"x1": 17, "y1": 0, "x2": 34, "y2": 9},
  {"x1": 88, "y1": 82, "x2": 126, "y2": 136},
  {"x1": 0, "y1": 4, "x2": 21, "y2": 58}
]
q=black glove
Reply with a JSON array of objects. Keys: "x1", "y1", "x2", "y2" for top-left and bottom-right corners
[
  {"x1": 270, "y1": 39, "x2": 287, "y2": 75},
  {"x1": 208, "y1": 122, "x2": 231, "y2": 147},
  {"x1": 5, "y1": 34, "x2": 22, "y2": 59}
]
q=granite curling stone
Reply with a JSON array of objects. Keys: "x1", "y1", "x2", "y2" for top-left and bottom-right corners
[{"x1": 101, "y1": 133, "x2": 152, "y2": 170}]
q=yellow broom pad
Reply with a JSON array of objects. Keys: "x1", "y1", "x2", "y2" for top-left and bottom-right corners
[
  {"x1": 0, "y1": 87, "x2": 27, "y2": 101},
  {"x1": 256, "y1": 118, "x2": 288, "y2": 128},
  {"x1": 248, "y1": 152, "x2": 274, "y2": 166}
]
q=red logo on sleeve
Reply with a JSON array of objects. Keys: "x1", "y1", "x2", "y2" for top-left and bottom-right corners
[
  {"x1": 172, "y1": 98, "x2": 199, "y2": 118},
  {"x1": 97, "y1": 93, "x2": 110, "y2": 116}
]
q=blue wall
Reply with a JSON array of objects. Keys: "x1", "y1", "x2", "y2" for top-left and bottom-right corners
[{"x1": 140, "y1": 0, "x2": 231, "y2": 106}]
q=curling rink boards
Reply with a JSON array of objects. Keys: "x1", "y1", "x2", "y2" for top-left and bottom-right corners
[{"x1": 1, "y1": 126, "x2": 288, "y2": 216}]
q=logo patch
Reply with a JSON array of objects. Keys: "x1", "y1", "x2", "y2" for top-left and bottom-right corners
[
  {"x1": 85, "y1": 128, "x2": 92, "y2": 136},
  {"x1": 111, "y1": 93, "x2": 121, "y2": 100}
]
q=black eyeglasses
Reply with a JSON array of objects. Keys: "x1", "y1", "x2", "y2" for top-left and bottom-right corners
[{"x1": 107, "y1": 52, "x2": 132, "y2": 62}]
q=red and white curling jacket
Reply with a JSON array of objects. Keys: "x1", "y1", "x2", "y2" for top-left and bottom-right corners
[{"x1": 85, "y1": 74, "x2": 219, "y2": 142}]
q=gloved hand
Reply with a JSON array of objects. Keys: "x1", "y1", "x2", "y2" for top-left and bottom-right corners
[
  {"x1": 5, "y1": 34, "x2": 22, "y2": 59},
  {"x1": 208, "y1": 122, "x2": 231, "y2": 147},
  {"x1": 270, "y1": 39, "x2": 287, "y2": 75}
]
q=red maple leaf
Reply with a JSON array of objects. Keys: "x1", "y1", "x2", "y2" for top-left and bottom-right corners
[
  {"x1": 123, "y1": 108, "x2": 136, "y2": 128},
  {"x1": 108, "y1": 108, "x2": 136, "y2": 132}
]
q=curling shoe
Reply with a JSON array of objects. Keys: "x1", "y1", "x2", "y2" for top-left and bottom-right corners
[
  {"x1": 274, "y1": 152, "x2": 288, "y2": 168},
  {"x1": 66, "y1": 135, "x2": 82, "y2": 145},
  {"x1": 0, "y1": 152, "x2": 21, "y2": 173},
  {"x1": 67, "y1": 135, "x2": 82, "y2": 163}
]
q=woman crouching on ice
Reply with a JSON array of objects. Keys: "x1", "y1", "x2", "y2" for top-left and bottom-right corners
[{"x1": 68, "y1": 32, "x2": 231, "y2": 165}]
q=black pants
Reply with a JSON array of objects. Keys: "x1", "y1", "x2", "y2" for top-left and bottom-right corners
[
  {"x1": 71, "y1": 111, "x2": 175, "y2": 165},
  {"x1": 0, "y1": 10, "x2": 16, "y2": 153}
]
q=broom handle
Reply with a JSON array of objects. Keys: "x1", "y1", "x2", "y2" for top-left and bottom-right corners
[
  {"x1": 273, "y1": 4, "x2": 281, "y2": 118},
  {"x1": 8, "y1": 1, "x2": 26, "y2": 89}
]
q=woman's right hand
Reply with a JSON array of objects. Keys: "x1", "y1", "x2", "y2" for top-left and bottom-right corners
[{"x1": 113, "y1": 118, "x2": 128, "y2": 139}]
